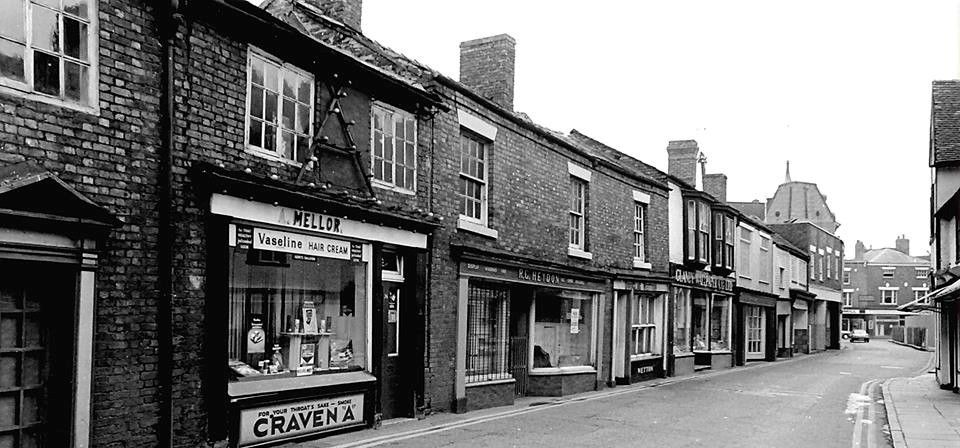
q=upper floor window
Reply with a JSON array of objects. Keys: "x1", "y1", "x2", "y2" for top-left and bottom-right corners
[
  {"x1": 825, "y1": 251, "x2": 832, "y2": 279},
  {"x1": 915, "y1": 267, "x2": 929, "y2": 279},
  {"x1": 686, "y1": 201, "x2": 697, "y2": 261},
  {"x1": 842, "y1": 291, "x2": 852, "y2": 307},
  {"x1": 881, "y1": 288, "x2": 898, "y2": 305},
  {"x1": 882, "y1": 267, "x2": 895, "y2": 278},
  {"x1": 697, "y1": 203, "x2": 710, "y2": 263},
  {"x1": 0, "y1": 0, "x2": 97, "y2": 109},
  {"x1": 712, "y1": 213, "x2": 736, "y2": 271},
  {"x1": 684, "y1": 199, "x2": 710, "y2": 264},
  {"x1": 372, "y1": 104, "x2": 417, "y2": 193},
  {"x1": 458, "y1": 132, "x2": 489, "y2": 224},
  {"x1": 809, "y1": 250, "x2": 815, "y2": 281},
  {"x1": 569, "y1": 177, "x2": 587, "y2": 251},
  {"x1": 914, "y1": 288, "x2": 928, "y2": 303},
  {"x1": 738, "y1": 227, "x2": 752, "y2": 278},
  {"x1": 842, "y1": 268, "x2": 851, "y2": 285},
  {"x1": 758, "y1": 235, "x2": 772, "y2": 284},
  {"x1": 634, "y1": 203, "x2": 646, "y2": 263},
  {"x1": 817, "y1": 252, "x2": 824, "y2": 281},
  {"x1": 245, "y1": 49, "x2": 314, "y2": 163}
]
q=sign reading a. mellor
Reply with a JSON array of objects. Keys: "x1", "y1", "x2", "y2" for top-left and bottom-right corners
[{"x1": 238, "y1": 394, "x2": 364, "y2": 446}]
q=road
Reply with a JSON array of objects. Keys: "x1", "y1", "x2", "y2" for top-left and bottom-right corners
[{"x1": 319, "y1": 340, "x2": 932, "y2": 448}]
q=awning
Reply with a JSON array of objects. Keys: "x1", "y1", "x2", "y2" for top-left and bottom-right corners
[
  {"x1": 793, "y1": 300, "x2": 808, "y2": 310},
  {"x1": 932, "y1": 278, "x2": 960, "y2": 304},
  {"x1": 899, "y1": 291, "x2": 939, "y2": 313},
  {"x1": 843, "y1": 309, "x2": 920, "y2": 316}
]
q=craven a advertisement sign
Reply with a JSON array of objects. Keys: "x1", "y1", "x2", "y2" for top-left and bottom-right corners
[{"x1": 238, "y1": 394, "x2": 364, "y2": 446}]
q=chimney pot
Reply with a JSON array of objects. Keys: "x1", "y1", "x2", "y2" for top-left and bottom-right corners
[
  {"x1": 460, "y1": 34, "x2": 516, "y2": 110},
  {"x1": 895, "y1": 236, "x2": 910, "y2": 255}
]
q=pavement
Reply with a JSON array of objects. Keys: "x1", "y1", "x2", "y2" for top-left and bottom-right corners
[
  {"x1": 284, "y1": 341, "x2": 933, "y2": 447},
  {"x1": 882, "y1": 371, "x2": 960, "y2": 448}
]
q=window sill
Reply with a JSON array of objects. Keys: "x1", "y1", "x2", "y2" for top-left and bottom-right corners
[
  {"x1": 530, "y1": 366, "x2": 596, "y2": 376},
  {"x1": 633, "y1": 258, "x2": 651, "y2": 270},
  {"x1": 457, "y1": 217, "x2": 498, "y2": 239},
  {"x1": 568, "y1": 247, "x2": 593, "y2": 260},
  {"x1": 244, "y1": 147, "x2": 302, "y2": 167},
  {"x1": 694, "y1": 350, "x2": 732, "y2": 355},
  {"x1": 465, "y1": 377, "x2": 515, "y2": 387},
  {"x1": 0, "y1": 84, "x2": 100, "y2": 116},
  {"x1": 372, "y1": 179, "x2": 416, "y2": 196},
  {"x1": 739, "y1": 275, "x2": 752, "y2": 280},
  {"x1": 227, "y1": 370, "x2": 376, "y2": 398},
  {"x1": 630, "y1": 354, "x2": 662, "y2": 362}
]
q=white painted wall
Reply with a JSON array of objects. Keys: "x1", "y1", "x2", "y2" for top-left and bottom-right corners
[{"x1": 668, "y1": 181, "x2": 685, "y2": 264}]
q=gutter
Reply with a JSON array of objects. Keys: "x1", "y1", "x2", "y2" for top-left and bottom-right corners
[{"x1": 158, "y1": 0, "x2": 180, "y2": 446}]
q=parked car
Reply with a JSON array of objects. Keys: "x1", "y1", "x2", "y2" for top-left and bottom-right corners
[
  {"x1": 841, "y1": 330, "x2": 851, "y2": 340},
  {"x1": 850, "y1": 329, "x2": 870, "y2": 343}
]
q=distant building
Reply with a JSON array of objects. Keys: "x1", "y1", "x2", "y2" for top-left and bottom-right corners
[
  {"x1": 729, "y1": 162, "x2": 840, "y2": 234},
  {"x1": 843, "y1": 237, "x2": 931, "y2": 339}
]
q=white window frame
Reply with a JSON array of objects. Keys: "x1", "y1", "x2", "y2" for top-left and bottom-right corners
[
  {"x1": 568, "y1": 176, "x2": 588, "y2": 255},
  {"x1": 842, "y1": 290, "x2": 853, "y2": 307},
  {"x1": 457, "y1": 130, "x2": 493, "y2": 233},
  {"x1": 913, "y1": 288, "x2": 928, "y2": 304},
  {"x1": 631, "y1": 295, "x2": 657, "y2": 358},
  {"x1": 882, "y1": 267, "x2": 895, "y2": 278},
  {"x1": 382, "y1": 253, "x2": 403, "y2": 356},
  {"x1": 738, "y1": 226, "x2": 752, "y2": 279},
  {"x1": 244, "y1": 46, "x2": 315, "y2": 165},
  {"x1": 915, "y1": 267, "x2": 929, "y2": 279},
  {"x1": 0, "y1": 0, "x2": 100, "y2": 113},
  {"x1": 843, "y1": 267, "x2": 851, "y2": 285},
  {"x1": 371, "y1": 102, "x2": 417, "y2": 194},
  {"x1": 880, "y1": 287, "x2": 898, "y2": 305},
  {"x1": 758, "y1": 235, "x2": 771, "y2": 285},
  {"x1": 633, "y1": 202, "x2": 648, "y2": 268}
]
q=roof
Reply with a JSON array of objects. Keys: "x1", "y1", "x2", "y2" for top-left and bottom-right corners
[
  {"x1": 931, "y1": 80, "x2": 960, "y2": 167},
  {"x1": 728, "y1": 201, "x2": 766, "y2": 220},
  {"x1": 765, "y1": 181, "x2": 839, "y2": 233},
  {"x1": 859, "y1": 248, "x2": 928, "y2": 265},
  {"x1": 771, "y1": 233, "x2": 807, "y2": 259},
  {"x1": 565, "y1": 130, "x2": 669, "y2": 189}
]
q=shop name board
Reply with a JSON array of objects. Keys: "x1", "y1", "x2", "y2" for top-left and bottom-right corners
[
  {"x1": 238, "y1": 394, "x2": 364, "y2": 446},
  {"x1": 671, "y1": 267, "x2": 734, "y2": 292},
  {"x1": 250, "y1": 228, "x2": 359, "y2": 261},
  {"x1": 460, "y1": 263, "x2": 604, "y2": 291},
  {"x1": 287, "y1": 210, "x2": 343, "y2": 234}
]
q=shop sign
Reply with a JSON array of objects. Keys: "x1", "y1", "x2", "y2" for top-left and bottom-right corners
[
  {"x1": 670, "y1": 266, "x2": 734, "y2": 292},
  {"x1": 459, "y1": 262, "x2": 605, "y2": 291},
  {"x1": 238, "y1": 394, "x2": 364, "y2": 446},
  {"x1": 249, "y1": 227, "x2": 361, "y2": 261}
]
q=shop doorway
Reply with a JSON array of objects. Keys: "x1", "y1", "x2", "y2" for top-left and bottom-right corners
[
  {"x1": 746, "y1": 306, "x2": 765, "y2": 360},
  {"x1": 0, "y1": 260, "x2": 75, "y2": 448},
  {"x1": 379, "y1": 253, "x2": 412, "y2": 420}
]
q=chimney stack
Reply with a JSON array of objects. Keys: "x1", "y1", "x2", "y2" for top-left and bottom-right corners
[
  {"x1": 703, "y1": 173, "x2": 727, "y2": 202},
  {"x1": 895, "y1": 235, "x2": 910, "y2": 255},
  {"x1": 855, "y1": 240, "x2": 867, "y2": 260},
  {"x1": 460, "y1": 34, "x2": 516, "y2": 110},
  {"x1": 311, "y1": 0, "x2": 363, "y2": 31},
  {"x1": 667, "y1": 140, "x2": 700, "y2": 188}
]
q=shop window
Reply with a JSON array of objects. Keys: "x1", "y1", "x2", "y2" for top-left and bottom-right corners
[
  {"x1": 881, "y1": 288, "x2": 898, "y2": 305},
  {"x1": 631, "y1": 295, "x2": 657, "y2": 356},
  {"x1": 672, "y1": 288, "x2": 692, "y2": 355},
  {"x1": 533, "y1": 291, "x2": 594, "y2": 369},
  {"x1": 245, "y1": 48, "x2": 314, "y2": 163},
  {"x1": 569, "y1": 177, "x2": 587, "y2": 251},
  {"x1": 692, "y1": 293, "x2": 730, "y2": 352},
  {"x1": 0, "y1": 0, "x2": 97, "y2": 109},
  {"x1": 227, "y1": 247, "x2": 367, "y2": 381},
  {"x1": 372, "y1": 104, "x2": 417, "y2": 193},
  {"x1": 458, "y1": 132, "x2": 488, "y2": 224},
  {"x1": 382, "y1": 253, "x2": 403, "y2": 356},
  {"x1": 466, "y1": 281, "x2": 510, "y2": 382}
]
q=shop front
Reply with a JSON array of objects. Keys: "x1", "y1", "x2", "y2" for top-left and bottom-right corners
[
  {"x1": 735, "y1": 288, "x2": 778, "y2": 364},
  {"x1": 669, "y1": 265, "x2": 736, "y2": 375},
  {"x1": 611, "y1": 278, "x2": 671, "y2": 385},
  {"x1": 791, "y1": 290, "x2": 815, "y2": 354},
  {"x1": 776, "y1": 299, "x2": 794, "y2": 357},
  {"x1": 201, "y1": 171, "x2": 435, "y2": 446},
  {"x1": 453, "y1": 248, "x2": 608, "y2": 412}
]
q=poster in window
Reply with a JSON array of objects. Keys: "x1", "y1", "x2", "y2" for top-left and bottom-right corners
[
  {"x1": 386, "y1": 289, "x2": 398, "y2": 323},
  {"x1": 570, "y1": 308, "x2": 580, "y2": 334},
  {"x1": 247, "y1": 316, "x2": 265, "y2": 354},
  {"x1": 299, "y1": 342, "x2": 316, "y2": 376},
  {"x1": 301, "y1": 301, "x2": 318, "y2": 334}
]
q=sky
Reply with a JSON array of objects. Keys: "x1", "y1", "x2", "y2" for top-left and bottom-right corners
[{"x1": 260, "y1": 0, "x2": 960, "y2": 256}]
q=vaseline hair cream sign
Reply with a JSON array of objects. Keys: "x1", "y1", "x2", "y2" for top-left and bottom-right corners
[{"x1": 238, "y1": 394, "x2": 364, "y2": 445}]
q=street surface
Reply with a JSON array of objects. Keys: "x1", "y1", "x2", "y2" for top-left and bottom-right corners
[{"x1": 321, "y1": 341, "x2": 932, "y2": 448}]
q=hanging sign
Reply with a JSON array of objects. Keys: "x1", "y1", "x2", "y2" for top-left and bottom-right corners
[{"x1": 238, "y1": 394, "x2": 365, "y2": 446}]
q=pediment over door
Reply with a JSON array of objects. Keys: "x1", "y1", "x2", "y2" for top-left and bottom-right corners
[{"x1": 0, "y1": 161, "x2": 121, "y2": 231}]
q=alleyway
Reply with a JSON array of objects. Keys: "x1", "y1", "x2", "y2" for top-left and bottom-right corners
[{"x1": 309, "y1": 342, "x2": 932, "y2": 448}]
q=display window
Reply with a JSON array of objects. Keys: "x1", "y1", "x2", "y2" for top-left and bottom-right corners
[
  {"x1": 672, "y1": 288, "x2": 692, "y2": 355},
  {"x1": 532, "y1": 290, "x2": 595, "y2": 369},
  {"x1": 227, "y1": 234, "x2": 370, "y2": 381},
  {"x1": 691, "y1": 292, "x2": 731, "y2": 352}
]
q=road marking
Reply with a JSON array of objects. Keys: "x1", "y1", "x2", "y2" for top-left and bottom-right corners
[
  {"x1": 851, "y1": 379, "x2": 880, "y2": 448},
  {"x1": 879, "y1": 366, "x2": 905, "y2": 370}
]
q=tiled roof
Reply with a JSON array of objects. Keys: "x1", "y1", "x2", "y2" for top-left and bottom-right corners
[
  {"x1": 861, "y1": 248, "x2": 928, "y2": 265},
  {"x1": 931, "y1": 80, "x2": 960, "y2": 166},
  {"x1": 728, "y1": 201, "x2": 766, "y2": 220}
]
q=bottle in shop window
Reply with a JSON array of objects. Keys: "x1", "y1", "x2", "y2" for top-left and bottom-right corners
[{"x1": 271, "y1": 344, "x2": 284, "y2": 373}]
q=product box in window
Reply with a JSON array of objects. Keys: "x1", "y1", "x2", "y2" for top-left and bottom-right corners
[{"x1": 329, "y1": 339, "x2": 354, "y2": 369}]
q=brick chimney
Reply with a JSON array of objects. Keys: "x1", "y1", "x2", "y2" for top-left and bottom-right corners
[
  {"x1": 703, "y1": 173, "x2": 727, "y2": 202},
  {"x1": 311, "y1": 0, "x2": 362, "y2": 31},
  {"x1": 895, "y1": 235, "x2": 910, "y2": 255},
  {"x1": 460, "y1": 34, "x2": 516, "y2": 110},
  {"x1": 855, "y1": 240, "x2": 866, "y2": 260},
  {"x1": 667, "y1": 140, "x2": 700, "y2": 188}
]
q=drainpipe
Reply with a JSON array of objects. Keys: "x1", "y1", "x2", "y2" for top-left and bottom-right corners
[{"x1": 158, "y1": 0, "x2": 180, "y2": 446}]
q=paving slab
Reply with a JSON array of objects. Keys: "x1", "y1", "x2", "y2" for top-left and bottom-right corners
[{"x1": 883, "y1": 374, "x2": 960, "y2": 448}]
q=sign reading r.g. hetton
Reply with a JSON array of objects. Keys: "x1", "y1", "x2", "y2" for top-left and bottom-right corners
[
  {"x1": 238, "y1": 394, "x2": 364, "y2": 446},
  {"x1": 671, "y1": 265, "x2": 734, "y2": 292}
]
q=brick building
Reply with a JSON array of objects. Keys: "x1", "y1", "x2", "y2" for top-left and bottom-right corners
[{"x1": 843, "y1": 237, "x2": 930, "y2": 338}]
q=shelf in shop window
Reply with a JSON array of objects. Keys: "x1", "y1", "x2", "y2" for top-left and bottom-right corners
[{"x1": 280, "y1": 332, "x2": 335, "y2": 336}]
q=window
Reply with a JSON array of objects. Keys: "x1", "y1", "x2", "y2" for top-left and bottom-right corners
[
  {"x1": 458, "y1": 132, "x2": 488, "y2": 223},
  {"x1": 246, "y1": 49, "x2": 314, "y2": 162},
  {"x1": 724, "y1": 216, "x2": 735, "y2": 270},
  {"x1": 825, "y1": 251, "x2": 831, "y2": 279},
  {"x1": 915, "y1": 267, "x2": 929, "y2": 279},
  {"x1": 466, "y1": 281, "x2": 510, "y2": 382},
  {"x1": 672, "y1": 288, "x2": 692, "y2": 355},
  {"x1": 842, "y1": 291, "x2": 852, "y2": 307},
  {"x1": 739, "y1": 227, "x2": 752, "y2": 278},
  {"x1": 634, "y1": 203, "x2": 645, "y2": 262},
  {"x1": 712, "y1": 213, "x2": 736, "y2": 271},
  {"x1": 372, "y1": 104, "x2": 417, "y2": 192},
  {"x1": 799, "y1": 260, "x2": 807, "y2": 286},
  {"x1": 882, "y1": 267, "x2": 895, "y2": 278},
  {"x1": 778, "y1": 266, "x2": 786, "y2": 289},
  {"x1": 692, "y1": 293, "x2": 730, "y2": 352},
  {"x1": 382, "y1": 253, "x2": 403, "y2": 356},
  {"x1": 569, "y1": 177, "x2": 587, "y2": 250},
  {"x1": 817, "y1": 252, "x2": 824, "y2": 281},
  {"x1": 684, "y1": 199, "x2": 711, "y2": 264},
  {"x1": 881, "y1": 288, "x2": 898, "y2": 305},
  {"x1": 697, "y1": 203, "x2": 710, "y2": 264},
  {"x1": 0, "y1": 0, "x2": 97, "y2": 108},
  {"x1": 759, "y1": 236, "x2": 771, "y2": 284},
  {"x1": 843, "y1": 269, "x2": 851, "y2": 285},
  {"x1": 227, "y1": 239, "x2": 369, "y2": 381},
  {"x1": 686, "y1": 201, "x2": 697, "y2": 260},
  {"x1": 631, "y1": 295, "x2": 657, "y2": 356},
  {"x1": 533, "y1": 290, "x2": 595, "y2": 369},
  {"x1": 834, "y1": 255, "x2": 840, "y2": 279},
  {"x1": 809, "y1": 250, "x2": 815, "y2": 281},
  {"x1": 914, "y1": 289, "x2": 928, "y2": 303}
]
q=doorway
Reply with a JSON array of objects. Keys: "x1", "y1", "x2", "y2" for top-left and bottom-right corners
[
  {"x1": 379, "y1": 253, "x2": 412, "y2": 419},
  {"x1": 746, "y1": 306, "x2": 765, "y2": 360}
]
